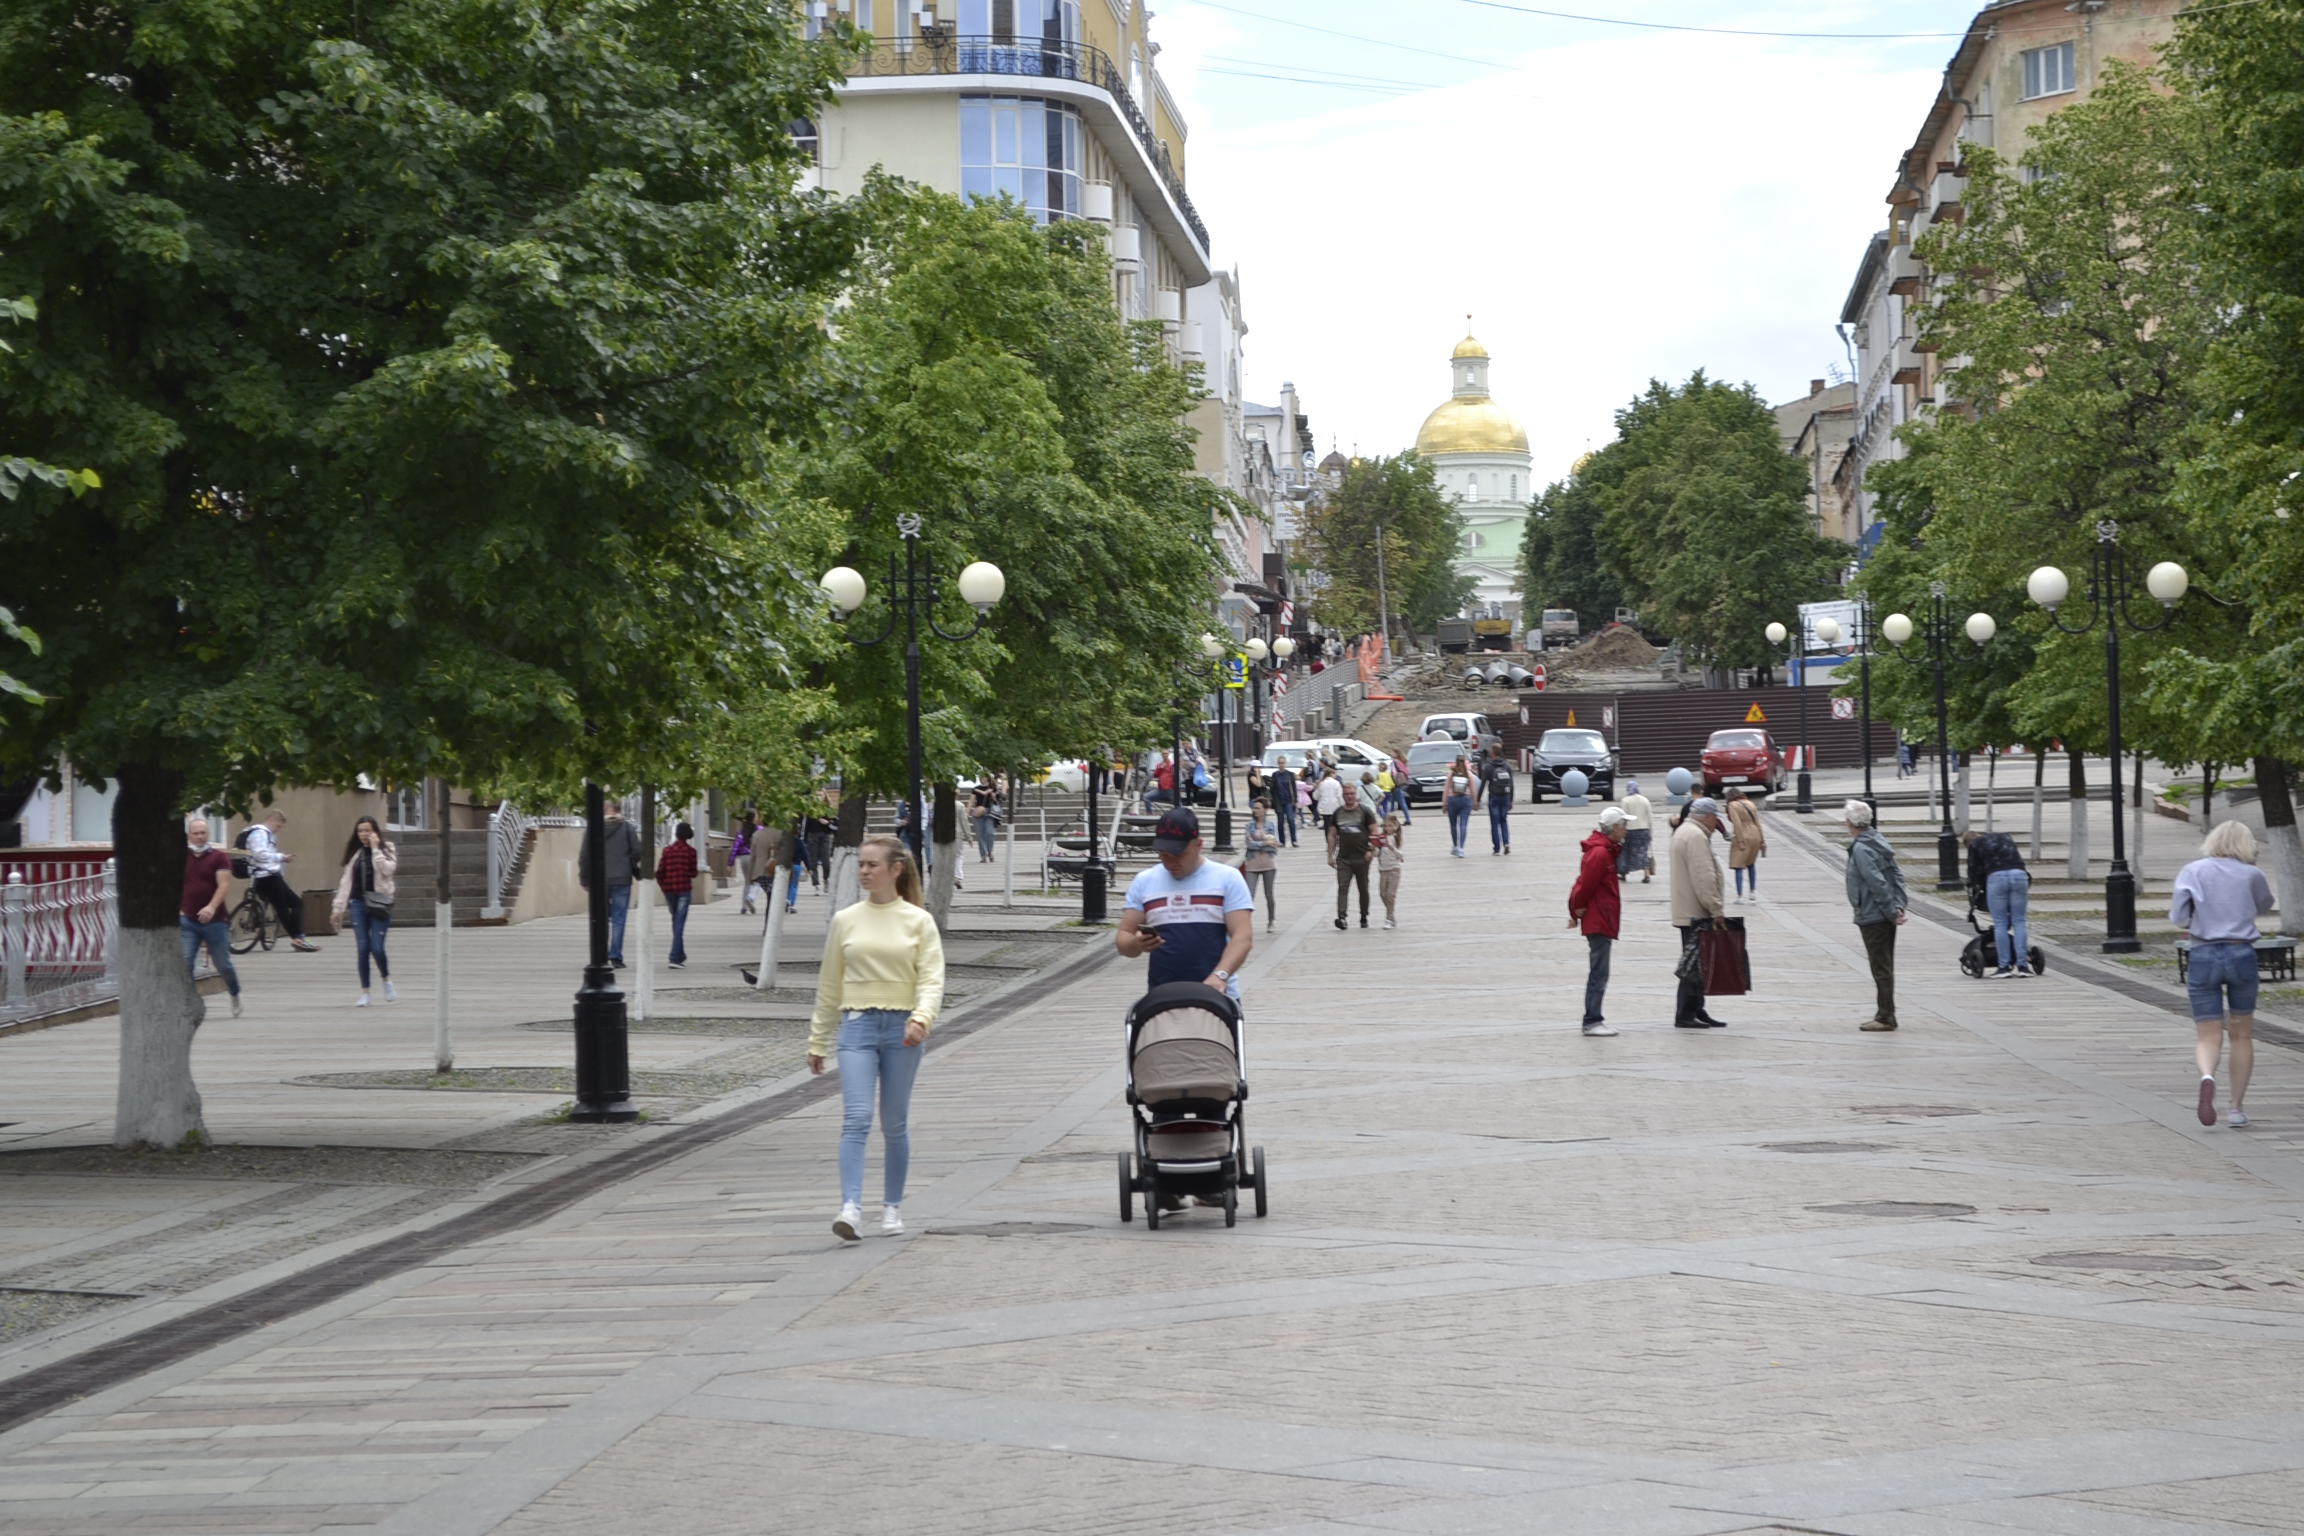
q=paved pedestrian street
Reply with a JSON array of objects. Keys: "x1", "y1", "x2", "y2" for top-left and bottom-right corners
[{"x1": 3, "y1": 804, "x2": 2304, "y2": 1536}]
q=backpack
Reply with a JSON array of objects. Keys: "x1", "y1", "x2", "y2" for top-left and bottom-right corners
[
  {"x1": 230, "y1": 826, "x2": 257, "y2": 880},
  {"x1": 1485, "y1": 758, "x2": 1515, "y2": 794}
]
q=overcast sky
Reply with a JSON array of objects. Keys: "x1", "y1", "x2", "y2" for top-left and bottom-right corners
[{"x1": 1155, "y1": 0, "x2": 1987, "y2": 484}]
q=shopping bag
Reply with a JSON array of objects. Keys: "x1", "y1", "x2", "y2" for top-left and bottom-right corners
[{"x1": 1698, "y1": 919, "x2": 1750, "y2": 996}]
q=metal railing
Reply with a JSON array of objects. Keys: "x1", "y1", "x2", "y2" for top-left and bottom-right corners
[
  {"x1": 1, "y1": 862, "x2": 123, "y2": 1021},
  {"x1": 483, "y1": 801, "x2": 536, "y2": 920},
  {"x1": 845, "y1": 34, "x2": 1210, "y2": 254}
]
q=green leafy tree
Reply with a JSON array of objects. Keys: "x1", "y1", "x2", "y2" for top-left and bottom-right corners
[
  {"x1": 1295, "y1": 453, "x2": 1471, "y2": 643},
  {"x1": 1518, "y1": 469, "x2": 1626, "y2": 634},
  {"x1": 798, "y1": 186, "x2": 1232, "y2": 810},
  {"x1": 1586, "y1": 373, "x2": 1842, "y2": 669},
  {"x1": 0, "y1": 0, "x2": 854, "y2": 1145}
]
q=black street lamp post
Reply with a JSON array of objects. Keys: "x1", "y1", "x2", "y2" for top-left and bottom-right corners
[
  {"x1": 1812, "y1": 598, "x2": 1876, "y2": 814},
  {"x1": 821, "y1": 514, "x2": 1005, "y2": 869},
  {"x1": 1201, "y1": 632, "x2": 1240, "y2": 851},
  {"x1": 1881, "y1": 583, "x2": 1997, "y2": 891},
  {"x1": 2027, "y1": 520, "x2": 2190, "y2": 953},
  {"x1": 570, "y1": 776, "x2": 638, "y2": 1123},
  {"x1": 1764, "y1": 618, "x2": 1816, "y2": 813}
]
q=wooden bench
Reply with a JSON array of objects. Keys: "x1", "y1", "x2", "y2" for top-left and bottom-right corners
[{"x1": 2175, "y1": 937, "x2": 2296, "y2": 984}]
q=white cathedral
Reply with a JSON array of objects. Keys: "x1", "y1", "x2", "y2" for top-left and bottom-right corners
[{"x1": 1413, "y1": 329, "x2": 1532, "y2": 621}]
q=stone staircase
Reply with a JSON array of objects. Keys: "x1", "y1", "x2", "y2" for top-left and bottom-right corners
[{"x1": 383, "y1": 829, "x2": 495, "y2": 926}]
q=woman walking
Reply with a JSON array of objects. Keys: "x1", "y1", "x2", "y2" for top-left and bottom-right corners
[
  {"x1": 1375, "y1": 810, "x2": 1407, "y2": 929},
  {"x1": 808, "y1": 836, "x2": 946, "y2": 1239},
  {"x1": 1241, "y1": 796, "x2": 1280, "y2": 931},
  {"x1": 329, "y1": 816, "x2": 397, "y2": 1007},
  {"x1": 970, "y1": 779, "x2": 1000, "y2": 864},
  {"x1": 1726, "y1": 787, "x2": 1766, "y2": 901},
  {"x1": 1442, "y1": 755, "x2": 1476, "y2": 858},
  {"x1": 2171, "y1": 821, "x2": 2276, "y2": 1128}
]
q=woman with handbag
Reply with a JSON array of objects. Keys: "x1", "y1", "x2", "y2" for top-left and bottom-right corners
[
  {"x1": 330, "y1": 815, "x2": 397, "y2": 1007},
  {"x1": 1442, "y1": 754, "x2": 1476, "y2": 858}
]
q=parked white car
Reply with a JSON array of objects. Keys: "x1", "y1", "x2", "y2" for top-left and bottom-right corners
[
  {"x1": 1036, "y1": 760, "x2": 1093, "y2": 792},
  {"x1": 1268, "y1": 737, "x2": 1393, "y2": 789}
]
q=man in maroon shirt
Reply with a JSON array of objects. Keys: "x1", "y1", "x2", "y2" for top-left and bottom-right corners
[
  {"x1": 180, "y1": 816, "x2": 243, "y2": 1017},
  {"x1": 657, "y1": 821, "x2": 700, "y2": 969}
]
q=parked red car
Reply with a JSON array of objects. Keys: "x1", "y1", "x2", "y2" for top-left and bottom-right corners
[{"x1": 1701, "y1": 729, "x2": 1784, "y2": 796}]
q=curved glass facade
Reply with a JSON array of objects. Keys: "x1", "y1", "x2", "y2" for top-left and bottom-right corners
[{"x1": 960, "y1": 96, "x2": 1083, "y2": 223}]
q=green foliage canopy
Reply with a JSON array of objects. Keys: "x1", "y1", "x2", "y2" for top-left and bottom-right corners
[{"x1": 1293, "y1": 453, "x2": 1471, "y2": 641}]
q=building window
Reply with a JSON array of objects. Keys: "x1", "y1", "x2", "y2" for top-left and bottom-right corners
[
  {"x1": 2021, "y1": 41, "x2": 2075, "y2": 100},
  {"x1": 1466, "y1": 473, "x2": 1478, "y2": 500},
  {"x1": 960, "y1": 96, "x2": 1083, "y2": 222},
  {"x1": 1509, "y1": 474, "x2": 1518, "y2": 501},
  {"x1": 1464, "y1": 530, "x2": 1482, "y2": 549}
]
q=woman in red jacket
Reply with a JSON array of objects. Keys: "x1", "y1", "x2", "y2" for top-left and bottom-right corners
[{"x1": 1568, "y1": 806, "x2": 1630, "y2": 1037}]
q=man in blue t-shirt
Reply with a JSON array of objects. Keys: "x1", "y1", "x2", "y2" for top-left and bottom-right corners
[{"x1": 1115, "y1": 807, "x2": 1254, "y2": 1001}]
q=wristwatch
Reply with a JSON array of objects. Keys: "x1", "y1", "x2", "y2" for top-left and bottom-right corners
[{"x1": 1209, "y1": 968, "x2": 1233, "y2": 985}]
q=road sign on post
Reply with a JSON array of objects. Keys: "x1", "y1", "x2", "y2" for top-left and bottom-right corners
[
  {"x1": 1531, "y1": 663, "x2": 1548, "y2": 692},
  {"x1": 1831, "y1": 696, "x2": 1855, "y2": 721},
  {"x1": 1222, "y1": 655, "x2": 1246, "y2": 689}
]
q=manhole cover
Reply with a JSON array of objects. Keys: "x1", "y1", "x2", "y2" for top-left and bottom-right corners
[
  {"x1": 1811, "y1": 1201, "x2": 1977, "y2": 1219},
  {"x1": 1763, "y1": 1141, "x2": 1891, "y2": 1154},
  {"x1": 1852, "y1": 1105, "x2": 1980, "y2": 1117},
  {"x1": 926, "y1": 1222, "x2": 1093, "y2": 1238},
  {"x1": 2033, "y1": 1252, "x2": 2226, "y2": 1272}
]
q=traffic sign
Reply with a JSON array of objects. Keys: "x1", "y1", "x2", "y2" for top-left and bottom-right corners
[
  {"x1": 1222, "y1": 656, "x2": 1246, "y2": 689},
  {"x1": 1602, "y1": 706, "x2": 1615, "y2": 729},
  {"x1": 1531, "y1": 663, "x2": 1548, "y2": 693},
  {"x1": 1830, "y1": 697, "x2": 1855, "y2": 721},
  {"x1": 1744, "y1": 702, "x2": 1767, "y2": 723}
]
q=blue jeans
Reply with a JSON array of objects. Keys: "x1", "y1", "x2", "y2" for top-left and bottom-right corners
[
  {"x1": 975, "y1": 813, "x2": 997, "y2": 861},
  {"x1": 1734, "y1": 864, "x2": 1758, "y2": 896},
  {"x1": 347, "y1": 898, "x2": 391, "y2": 989},
  {"x1": 1986, "y1": 868, "x2": 2030, "y2": 971},
  {"x1": 838, "y1": 1008, "x2": 924, "y2": 1207},
  {"x1": 665, "y1": 891, "x2": 692, "y2": 966},
  {"x1": 1583, "y1": 934, "x2": 1612, "y2": 1025},
  {"x1": 1445, "y1": 796, "x2": 1472, "y2": 851},
  {"x1": 1487, "y1": 796, "x2": 1512, "y2": 851},
  {"x1": 1275, "y1": 800, "x2": 1299, "y2": 846},
  {"x1": 2186, "y1": 941, "x2": 2259, "y2": 1020},
  {"x1": 608, "y1": 882, "x2": 631, "y2": 963},
  {"x1": 177, "y1": 915, "x2": 240, "y2": 998}
]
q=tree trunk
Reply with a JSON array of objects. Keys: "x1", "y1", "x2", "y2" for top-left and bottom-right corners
[
  {"x1": 2066, "y1": 749, "x2": 2090, "y2": 881},
  {"x1": 111, "y1": 760, "x2": 206, "y2": 1149},
  {"x1": 1954, "y1": 751, "x2": 1972, "y2": 834},
  {"x1": 927, "y1": 781, "x2": 959, "y2": 928},
  {"x1": 431, "y1": 776, "x2": 453, "y2": 1072},
  {"x1": 2030, "y1": 748, "x2": 2045, "y2": 863},
  {"x1": 2255, "y1": 756, "x2": 2304, "y2": 927},
  {"x1": 631, "y1": 786, "x2": 656, "y2": 1023},
  {"x1": 828, "y1": 793, "x2": 865, "y2": 913},
  {"x1": 2132, "y1": 749, "x2": 2147, "y2": 884}
]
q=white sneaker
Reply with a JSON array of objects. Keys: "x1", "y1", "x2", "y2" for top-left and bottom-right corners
[
  {"x1": 882, "y1": 1205, "x2": 904, "y2": 1235},
  {"x1": 1582, "y1": 1023, "x2": 1619, "y2": 1037},
  {"x1": 354, "y1": 994, "x2": 371, "y2": 1008},
  {"x1": 2227, "y1": 1108, "x2": 2250, "y2": 1128},
  {"x1": 383, "y1": 980, "x2": 397, "y2": 1003},
  {"x1": 1382, "y1": 918, "x2": 1396, "y2": 929},
  {"x1": 833, "y1": 1203, "x2": 862, "y2": 1241},
  {"x1": 229, "y1": 994, "x2": 244, "y2": 1019}
]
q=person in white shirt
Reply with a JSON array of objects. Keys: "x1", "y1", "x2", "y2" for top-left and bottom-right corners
[
  {"x1": 2170, "y1": 821, "x2": 2279, "y2": 1128},
  {"x1": 243, "y1": 812, "x2": 318, "y2": 952},
  {"x1": 1618, "y1": 780, "x2": 1655, "y2": 883}
]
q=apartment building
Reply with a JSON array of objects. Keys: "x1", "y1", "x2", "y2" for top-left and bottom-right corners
[
  {"x1": 1773, "y1": 379, "x2": 1859, "y2": 544},
  {"x1": 1836, "y1": 0, "x2": 2180, "y2": 548}
]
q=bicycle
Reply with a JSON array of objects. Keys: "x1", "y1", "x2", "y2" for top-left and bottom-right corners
[{"x1": 227, "y1": 888, "x2": 281, "y2": 955}]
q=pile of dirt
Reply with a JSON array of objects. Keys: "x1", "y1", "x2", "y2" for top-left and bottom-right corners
[{"x1": 1562, "y1": 626, "x2": 1662, "y2": 670}]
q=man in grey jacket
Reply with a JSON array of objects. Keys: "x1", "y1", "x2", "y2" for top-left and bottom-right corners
[
  {"x1": 1843, "y1": 800, "x2": 1909, "y2": 1031},
  {"x1": 577, "y1": 802, "x2": 644, "y2": 968}
]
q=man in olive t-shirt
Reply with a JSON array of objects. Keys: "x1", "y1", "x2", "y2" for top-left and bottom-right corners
[{"x1": 1327, "y1": 781, "x2": 1379, "y2": 930}]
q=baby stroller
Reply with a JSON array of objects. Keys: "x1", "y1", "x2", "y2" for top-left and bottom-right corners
[
  {"x1": 1960, "y1": 897, "x2": 2046, "y2": 979},
  {"x1": 1117, "y1": 982, "x2": 1267, "y2": 1230}
]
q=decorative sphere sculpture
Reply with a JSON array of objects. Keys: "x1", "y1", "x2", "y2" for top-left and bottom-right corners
[
  {"x1": 1666, "y1": 767, "x2": 1694, "y2": 796},
  {"x1": 1561, "y1": 768, "x2": 1591, "y2": 803}
]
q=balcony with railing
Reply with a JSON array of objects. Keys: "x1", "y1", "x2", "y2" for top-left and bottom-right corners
[{"x1": 845, "y1": 35, "x2": 1210, "y2": 255}]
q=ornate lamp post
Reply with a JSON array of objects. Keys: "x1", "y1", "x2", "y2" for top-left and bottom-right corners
[
  {"x1": 1200, "y1": 632, "x2": 1242, "y2": 851},
  {"x1": 1243, "y1": 635, "x2": 1270, "y2": 753},
  {"x1": 2027, "y1": 520, "x2": 2188, "y2": 952},
  {"x1": 821, "y1": 514, "x2": 1005, "y2": 861},
  {"x1": 1763, "y1": 618, "x2": 1815, "y2": 813},
  {"x1": 1812, "y1": 606, "x2": 1876, "y2": 813},
  {"x1": 1880, "y1": 584, "x2": 1997, "y2": 891},
  {"x1": 569, "y1": 771, "x2": 638, "y2": 1124}
]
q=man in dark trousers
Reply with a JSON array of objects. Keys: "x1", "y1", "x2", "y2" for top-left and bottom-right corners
[
  {"x1": 1569, "y1": 806, "x2": 1629, "y2": 1036},
  {"x1": 1326, "y1": 780, "x2": 1378, "y2": 930},
  {"x1": 1267, "y1": 755, "x2": 1300, "y2": 847},
  {"x1": 1473, "y1": 743, "x2": 1515, "y2": 855},
  {"x1": 1669, "y1": 797, "x2": 1730, "y2": 1028}
]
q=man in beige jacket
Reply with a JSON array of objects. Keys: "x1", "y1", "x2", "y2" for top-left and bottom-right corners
[{"x1": 1670, "y1": 798, "x2": 1729, "y2": 1028}]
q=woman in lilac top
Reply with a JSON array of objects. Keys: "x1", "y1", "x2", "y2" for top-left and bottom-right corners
[{"x1": 2169, "y1": 821, "x2": 2277, "y2": 1128}]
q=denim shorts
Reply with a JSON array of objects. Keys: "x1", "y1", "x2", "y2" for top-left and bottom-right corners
[{"x1": 2186, "y1": 941, "x2": 2259, "y2": 1021}]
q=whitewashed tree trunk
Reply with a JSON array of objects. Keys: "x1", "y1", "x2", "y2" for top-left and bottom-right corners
[
  {"x1": 928, "y1": 836, "x2": 959, "y2": 928},
  {"x1": 1954, "y1": 753, "x2": 1972, "y2": 834},
  {"x1": 2255, "y1": 758, "x2": 2304, "y2": 927},
  {"x1": 113, "y1": 927, "x2": 205, "y2": 1148},
  {"x1": 631, "y1": 879, "x2": 655, "y2": 1022},
  {"x1": 754, "y1": 873, "x2": 790, "y2": 991},
  {"x1": 433, "y1": 901, "x2": 453, "y2": 1073},
  {"x1": 828, "y1": 847, "x2": 860, "y2": 915},
  {"x1": 2030, "y1": 750, "x2": 2045, "y2": 863},
  {"x1": 2067, "y1": 752, "x2": 2090, "y2": 881}
]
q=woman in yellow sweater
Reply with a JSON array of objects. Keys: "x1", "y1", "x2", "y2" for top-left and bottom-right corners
[{"x1": 809, "y1": 835, "x2": 946, "y2": 1241}]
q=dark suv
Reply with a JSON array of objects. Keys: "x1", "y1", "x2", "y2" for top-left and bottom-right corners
[{"x1": 1529, "y1": 728, "x2": 1615, "y2": 801}]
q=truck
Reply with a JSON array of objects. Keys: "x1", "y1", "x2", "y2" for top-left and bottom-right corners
[
  {"x1": 1471, "y1": 617, "x2": 1514, "y2": 652},
  {"x1": 1541, "y1": 608, "x2": 1580, "y2": 646},
  {"x1": 1435, "y1": 617, "x2": 1473, "y2": 654}
]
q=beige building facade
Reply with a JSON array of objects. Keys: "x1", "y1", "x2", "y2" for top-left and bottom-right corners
[{"x1": 1837, "y1": 0, "x2": 2180, "y2": 550}]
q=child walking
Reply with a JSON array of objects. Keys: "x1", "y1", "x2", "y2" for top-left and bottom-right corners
[{"x1": 1375, "y1": 811, "x2": 1407, "y2": 929}]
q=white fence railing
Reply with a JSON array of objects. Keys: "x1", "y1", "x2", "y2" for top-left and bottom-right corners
[{"x1": 1, "y1": 862, "x2": 123, "y2": 1022}]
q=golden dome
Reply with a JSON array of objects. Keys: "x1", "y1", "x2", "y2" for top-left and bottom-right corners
[
  {"x1": 1572, "y1": 451, "x2": 1595, "y2": 475},
  {"x1": 1451, "y1": 333, "x2": 1489, "y2": 360},
  {"x1": 1416, "y1": 395, "x2": 1529, "y2": 457}
]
